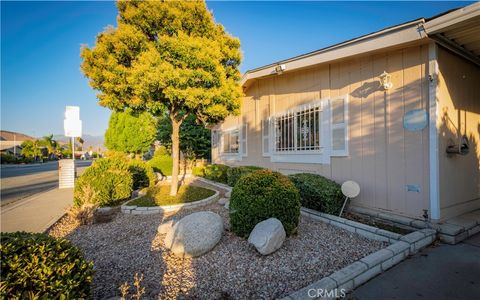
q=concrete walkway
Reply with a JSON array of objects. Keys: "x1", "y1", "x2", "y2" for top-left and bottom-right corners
[
  {"x1": 1, "y1": 188, "x2": 73, "y2": 233},
  {"x1": 352, "y1": 233, "x2": 480, "y2": 300}
]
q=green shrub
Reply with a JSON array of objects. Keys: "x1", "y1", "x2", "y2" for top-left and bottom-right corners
[
  {"x1": 148, "y1": 147, "x2": 173, "y2": 176},
  {"x1": 192, "y1": 165, "x2": 205, "y2": 177},
  {"x1": 227, "y1": 165, "x2": 263, "y2": 187},
  {"x1": 74, "y1": 157, "x2": 133, "y2": 207},
  {"x1": 128, "y1": 159, "x2": 155, "y2": 190},
  {"x1": 0, "y1": 232, "x2": 93, "y2": 299},
  {"x1": 203, "y1": 164, "x2": 230, "y2": 184},
  {"x1": 288, "y1": 173, "x2": 343, "y2": 214},
  {"x1": 230, "y1": 169, "x2": 301, "y2": 237},
  {"x1": 1, "y1": 153, "x2": 15, "y2": 164}
]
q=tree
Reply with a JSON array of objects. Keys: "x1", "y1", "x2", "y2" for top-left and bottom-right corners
[
  {"x1": 21, "y1": 140, "x2": 42, "y2": 160},
  {"x1": 76, "y1": 137, "x2": 84, "y2": 151},
  {"x1": 105, "y1": 110, "x2": 157, "y2": 154},
  {"x1": 81, "y1": 1, "x2": 242, "y2": 195},
  {"x1": 157, "y1": 114, "x2": 211, "y2": 160},
  {"x1": 39, "y1": 135, "x2": 58, "y2": 158}
]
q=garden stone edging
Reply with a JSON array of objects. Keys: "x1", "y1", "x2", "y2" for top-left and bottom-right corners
[
  {"x1": 282, "y1": 209, "x2": 437, "y2": 299},
  {"x1": 121, "y1": 189, "x2": 220, "y2": 215}
]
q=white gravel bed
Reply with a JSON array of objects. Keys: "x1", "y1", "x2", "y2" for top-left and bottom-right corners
[{"x1": 49, "y1": 204, "x2": 386, "y2": 299}]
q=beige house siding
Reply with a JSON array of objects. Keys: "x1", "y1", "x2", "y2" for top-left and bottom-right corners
[
  {"x1": 437, "y1": 46, "x2": 480, "y2": 220},
  {"x1": 213, "y1": 44, "x2": 433, "y2": 219}
]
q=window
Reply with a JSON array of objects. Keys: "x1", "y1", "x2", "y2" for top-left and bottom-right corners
[
  {"x1": 221, "y1": 129, "x2": 239, "y2": 154},
  {"x1": 330, "y1": 96, "x2": 348, "y2": 156},
  {"x1": 273, "y1": 102, "x2": 322, "y2": 153},
  {"x1": 262, "y1": 95, "x2": 348, "y2": 164}
]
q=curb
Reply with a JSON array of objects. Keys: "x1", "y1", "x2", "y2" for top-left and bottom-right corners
[
  {"x1": 121, "y1": 189, "x2": 220, "y2": 215},
  {"x1": 284, "y1": 210, "x2": 437, "y2": 299}
]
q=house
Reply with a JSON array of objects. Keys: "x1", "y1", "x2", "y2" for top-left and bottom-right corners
[
  {"x1": 212, "y1": 3, "x2": 480, "y2": 222},
  {"x1": 0, "y1": 130, "x2": 35, "y2": 156}
]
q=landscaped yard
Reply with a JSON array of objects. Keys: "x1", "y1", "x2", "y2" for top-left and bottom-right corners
[
  {"x1": 48, "y1": 202, "x2": 387, "y2": 299},
  {"x1": 128, "y1": 184, "x2": 216, "y2": 207}
]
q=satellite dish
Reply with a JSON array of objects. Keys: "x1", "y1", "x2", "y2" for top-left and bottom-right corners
[
  {"x1": 338, "y1": 181, "x2": 360, "y2": 217},
  {"x1": 341, "y1": 181, "x2": 360, "y2": 198}
]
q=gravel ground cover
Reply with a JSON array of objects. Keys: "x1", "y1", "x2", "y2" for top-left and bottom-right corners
[{"x1": 49, "y1": 203, "x2": 387, "y2": 299}]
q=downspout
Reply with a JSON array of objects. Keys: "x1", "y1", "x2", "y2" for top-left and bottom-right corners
[{"x1": 428, "y1": 41, "x2": 441, "y2": 221}]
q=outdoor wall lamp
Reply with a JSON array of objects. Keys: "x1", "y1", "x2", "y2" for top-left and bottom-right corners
[
  {"x1": 379, "y1": 71, "x2": 393, "y2": 90},
  {"x1": 275, "y1": 64, "x2": 286, "y2": 74}
]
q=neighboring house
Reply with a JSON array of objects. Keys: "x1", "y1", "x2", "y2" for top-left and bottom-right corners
[
  {"x1": 212, "y1": 3, "x2": 480, "y2": 222},
  {"x1": 0, "y1": 130, "x2": 35, "y2": 156}
]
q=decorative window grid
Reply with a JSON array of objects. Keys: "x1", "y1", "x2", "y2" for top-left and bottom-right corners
[{"x1": 273, "y1": 102, "x2": 322, "y2": 154}]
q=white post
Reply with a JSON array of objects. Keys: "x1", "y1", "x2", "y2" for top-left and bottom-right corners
[{"x1": 72, "y1": 136, "x2": 75, "y2": 161}]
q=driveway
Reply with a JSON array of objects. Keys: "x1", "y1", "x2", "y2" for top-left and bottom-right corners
[{"x1": 352, "y1": 233, "x2": 480, "y2": 300}]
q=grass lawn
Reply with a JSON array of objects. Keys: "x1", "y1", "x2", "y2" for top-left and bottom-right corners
[{"x1": 128, "y1": 184, "x2": 216, "y2": 207}]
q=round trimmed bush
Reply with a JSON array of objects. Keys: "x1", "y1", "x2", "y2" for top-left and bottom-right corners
[
  {"x1": 74, "y1": 157, "x2": 133, "y2": 207},
  {"x1": 230, "y1": 169, "x2": 301, "y2": 237},
  {"x1": 288, "y1": 173, "x2": 343, "y2": 214},
  {"x1": 0, "y1": 232, "x2": 93, "y2": 299},
  {"x1": 226, "y1": 165, "x2": 263, "y2": 187},
  {"x1": 128, "y1": 159, "x2": 155, "y2": 190}
]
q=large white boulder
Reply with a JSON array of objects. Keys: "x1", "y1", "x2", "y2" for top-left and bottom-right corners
[
  {"x1": 164, "y1": 211, "x2": 223, "y2": 257},
  {"x1": 248, "y1": 218, "x2": 286, "y2": 255}
]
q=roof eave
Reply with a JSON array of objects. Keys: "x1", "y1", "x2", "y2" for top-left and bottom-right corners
[{"x1": 240, "y1": 19, "x2": 428, "y2": 88}]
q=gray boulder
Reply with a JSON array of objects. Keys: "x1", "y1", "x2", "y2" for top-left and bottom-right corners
[
  {"x1": 164, "y1": 211, "x2": 223, "y2": 257},
  {"x1": 218, "y1": 198, "x2": 228, "y2": 205},
  {"x1": 248, "y1": 218, "x2": 286, "y2": 255}
]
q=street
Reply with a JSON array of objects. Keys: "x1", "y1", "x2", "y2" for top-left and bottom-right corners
[{"x1": 0, "y1": 160, "x2": 92, "y2": 206}]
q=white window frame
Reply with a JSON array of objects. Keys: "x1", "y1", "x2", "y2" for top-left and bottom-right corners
[
  {"x1": 218, "y1": 124, "x2": 247, "y2": 161},
  {"x1": 262, "y1": 119, "x2": 271, "y2": 157},
  {"x1": 261, "y1": 95, "x2": 349, "y2": 164},
  {"x1": 220, "y1": 128, "x2": 240, "y2": 155},
  {"x1": 240, "y1": 123, "x2": 247, "y2": 157},
  {"x1": 330, "y1": 95, "x2": 349, "y2": 157}
]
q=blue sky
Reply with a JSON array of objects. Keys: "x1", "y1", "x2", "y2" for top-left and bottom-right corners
[{"x1": 1, "y1": 1, "x2": 471, "y2": 137}]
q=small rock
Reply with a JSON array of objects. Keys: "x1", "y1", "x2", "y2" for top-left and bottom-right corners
[
  {"x1": 225, "y1": 191, "x2": 231, "y2": 198},
  {"x1": 164, "y1": 211, "x2": 223, "y2": 257},
  {"x1": 218, "y1": 198, "x2": 228, "y2": 205},
  {"x1": 248, "y1": 218, "x2": 286, "y2": 255},
  {"x1": 224, "y1": 200, "x2": 230, "y2": 210}
]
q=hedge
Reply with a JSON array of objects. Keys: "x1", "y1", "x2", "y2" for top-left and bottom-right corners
[
  {"x1": 288, "y1": 173, "x2": 344, "y2": 215},
  {"x1": 0, "y1": 232, "x2": 93, "y2": 299},
  {"x1": 128, "y1": 159, "x2": 155, "y2": 190},
  {"x1": 74, "y1": 157, "x2": 133, "y2": 207}
]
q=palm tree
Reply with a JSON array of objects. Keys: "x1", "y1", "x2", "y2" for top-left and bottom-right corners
[
  {"x1": 40, "y1": 134, "x2": 58, "y2": 159},
  {"x1": 76, "y1": 137, "x2": 84, "y2": 151}
]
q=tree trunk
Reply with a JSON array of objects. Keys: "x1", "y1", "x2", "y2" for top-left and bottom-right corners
[{"x1": 170, "y1": 116, "x2": 181, "y2": 196}]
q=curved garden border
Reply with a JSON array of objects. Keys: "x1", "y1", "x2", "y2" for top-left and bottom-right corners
[{"x1": 121, "y1": 188, "x2": 220, "y2": 215}]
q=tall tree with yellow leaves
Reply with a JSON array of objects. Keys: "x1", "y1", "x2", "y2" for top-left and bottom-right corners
[{"x1": 81, "y1": 1, "x2": 243, "y2": 195}]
